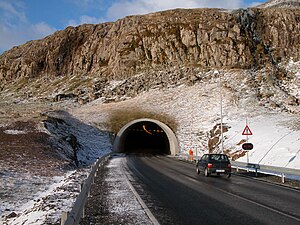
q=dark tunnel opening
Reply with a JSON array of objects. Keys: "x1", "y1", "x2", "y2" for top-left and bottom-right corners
[{"x1": 122, "y1": 121, "x2": 170, "y2": 155}]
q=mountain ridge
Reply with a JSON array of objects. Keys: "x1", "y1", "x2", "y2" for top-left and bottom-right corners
[
  {"x1": 0, "y1": 6, "x2": 299, "y2": 113},
  {"x1": 1, "y1": 7, "x2": 299, "y2": 84}
]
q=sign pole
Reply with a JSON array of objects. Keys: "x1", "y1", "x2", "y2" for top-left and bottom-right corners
[
  {"x1": 242, "y1": 119, "x2": 253, "y2": 170},
  {"x1": 246, "y1": 117, "x2": 249, "y2": 165},
  {"x1": 219, "y1": 70, "x2": 224, "y2": 154}
]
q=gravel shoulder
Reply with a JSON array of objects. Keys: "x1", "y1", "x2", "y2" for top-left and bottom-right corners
[{"x1": 80, "y1": 155, "x2": 152, "y2": 225}]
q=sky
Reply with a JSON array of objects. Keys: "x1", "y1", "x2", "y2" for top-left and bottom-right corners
[{"x1": 0, "y1": 0, "x2": 264, "y2": 54}]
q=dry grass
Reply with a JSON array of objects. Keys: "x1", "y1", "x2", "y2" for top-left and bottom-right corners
[
  {"x1": 0, "y1": 121, "x2": 69, "y2": 177},
  {"x1": 106, "y1": 107, "x2": 178, "y2": 134}
]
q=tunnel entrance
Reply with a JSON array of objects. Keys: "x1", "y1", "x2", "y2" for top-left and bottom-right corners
[
  {"x1": 113, "y1": 118, "x2": 179, "y2": 155},
  {"x1": 124, "y1": 121, "x2": 170, "y2": 154}
]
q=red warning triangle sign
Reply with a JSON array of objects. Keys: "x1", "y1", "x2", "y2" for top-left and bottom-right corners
[{"x1": 242, "y1": 125, "x2": 253, "y2": 135}]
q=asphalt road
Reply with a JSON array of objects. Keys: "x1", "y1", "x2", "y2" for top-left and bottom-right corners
[{"x1": 125, "y1": 155, "x2": 300, "y2": 225}]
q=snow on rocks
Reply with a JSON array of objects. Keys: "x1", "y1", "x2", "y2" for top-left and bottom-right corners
[
  {"x1": 259, "y1": 0, "x2": 300, "y2": 8},
  {"x1": 0, "y1": 112, "x2": 113, "y2": 225},
  {"x1": 3, "y1": 130, "x2": 27, "y2": 135},
  {"x1": 72, "y1": 68, "x2": 300, "y2": 170},
  {"x1": 2, "y1": 170, "x2": 89, "y2": 225},
  {"x1": 1, "y1": 63, "x2": 299, "y2": 224}
]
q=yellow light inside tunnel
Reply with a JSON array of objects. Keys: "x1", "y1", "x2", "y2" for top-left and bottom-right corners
[{"x1": 142, "y1": 125, "x2": 153, "y2": 135}]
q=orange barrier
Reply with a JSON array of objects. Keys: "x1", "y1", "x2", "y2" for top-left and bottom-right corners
[{"x1": 188, "y1": 149, "x2": 194, "y2": 161}]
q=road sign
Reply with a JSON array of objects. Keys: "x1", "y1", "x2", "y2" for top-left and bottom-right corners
[
  {"x1": 242, "y1": 142, "x2": 254, "y2": 150},
  {"x1": 242, "y1": 125, "x2": 253, "y2": 135}
]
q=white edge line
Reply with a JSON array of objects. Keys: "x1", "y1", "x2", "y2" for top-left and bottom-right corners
[
  {"x1": 122, "y1": 158, "x2": 160, "y2": 225},
  {"x1": 186, "y1": 176, "x2": 300, "y2": 223}
]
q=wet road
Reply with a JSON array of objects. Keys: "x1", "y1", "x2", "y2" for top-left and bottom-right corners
[{"x1": 125, "y1": 155, "x2": 300, "y2": 225}]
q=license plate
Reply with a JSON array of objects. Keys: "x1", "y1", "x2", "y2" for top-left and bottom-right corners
[{"x1": 216, "y1": 170, "x2": 225, "y2": 172}]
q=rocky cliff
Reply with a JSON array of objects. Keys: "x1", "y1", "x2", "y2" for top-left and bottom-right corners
[{"x1": 0, "y1": 6, "x2": 299, "y2": 105}]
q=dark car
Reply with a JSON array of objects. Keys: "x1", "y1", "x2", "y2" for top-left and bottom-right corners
[{"x1": 196, "y1": 154, "x2": 231, "y2": 178}]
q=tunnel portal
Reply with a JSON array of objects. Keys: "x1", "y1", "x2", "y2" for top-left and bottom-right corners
[
  {"x1": 113, "y1": 119, "x2": 179, "y2": 155},
  {"x1": 123, "y1": 122, "x2": 170, "y2": 154}
]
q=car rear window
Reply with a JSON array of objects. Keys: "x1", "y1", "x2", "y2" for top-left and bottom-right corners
[{"x1": 209, "y1": 154, "x2": 229, "y2": 162}]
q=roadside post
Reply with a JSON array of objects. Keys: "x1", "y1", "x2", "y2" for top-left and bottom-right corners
[
  {"x1": 281, "y1": 173, "x2": 285, "y2": 183},
  {"x1": 189, "y1": 149, "x2": 194, "y2": 161},
  {"x1": 246, "y1": 163, "x2": 260, "y2": 177}
]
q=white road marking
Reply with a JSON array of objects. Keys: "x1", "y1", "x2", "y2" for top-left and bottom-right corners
[
  {"x1": 122, "y1": 158, "x2": 160, "y2": 225},
  {"x1": 190, "y1": 175, "x2": 300, "y2": 223}
]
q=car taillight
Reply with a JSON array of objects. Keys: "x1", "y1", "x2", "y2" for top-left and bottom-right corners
[
  {"x1": 227, "y1": 164, "x2": 231, "y2": 168},
  {"x1": 207, "y1": 163, "x2": 213, "y2": 168}
]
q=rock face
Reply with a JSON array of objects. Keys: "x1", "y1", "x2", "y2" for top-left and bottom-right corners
[
  {"x1": 0, "y1": 7, "x2": 299, "y2": 107},
  {"x1": 1, "y1": 8, "x2": 300, "y2": 82}
]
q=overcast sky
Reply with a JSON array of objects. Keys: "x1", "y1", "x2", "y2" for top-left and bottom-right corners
[{"x1": 0, "y1": 0, "x2": 264, "y2": 54}]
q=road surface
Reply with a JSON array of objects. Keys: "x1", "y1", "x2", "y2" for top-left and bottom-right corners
[{"x1": 125, "y1": 154, "x2": 300, "y2": 225}]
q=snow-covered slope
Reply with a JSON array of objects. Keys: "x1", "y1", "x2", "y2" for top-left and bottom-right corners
[
  {"x1": 2, "y1": 63, "x2": 299, "y2": 224},
  {"x1": 258, "y1": 0, "x2": 300, "y2": 8},
  {"x1": 1, "y1": 113, "x2": 112, "y2": 224},
  {"x1": 72, "y1": 63, "x2": 300, "y2": 170}
]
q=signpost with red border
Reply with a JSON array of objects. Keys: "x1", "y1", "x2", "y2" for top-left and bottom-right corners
[
  {"x1": 242, "y1": 119, "x2": 253, "y2": 166},
  {"x1": 242, "y1": 125, "x2": 253, "y2": 136}
]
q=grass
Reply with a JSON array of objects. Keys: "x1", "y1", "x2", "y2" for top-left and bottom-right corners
[{"x1": 107, "y1": 107, "x2": 178, "y2": 134}]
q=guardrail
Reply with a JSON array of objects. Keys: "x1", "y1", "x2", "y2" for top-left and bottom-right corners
[
  {"x1": 176, "y1": 153, "x2": 300, "y2": 183},
  {"x1": 231, "y1": 161, "x2": 300, "y2": 183},
  {"x1": 61, "y1": 153, "x2": 111, "y2": 225}
]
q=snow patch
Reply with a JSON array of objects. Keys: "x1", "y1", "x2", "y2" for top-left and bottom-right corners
[
  {"x1": 260, "y1": 0, "x2": 300, "y2": 8},
  {"x1": 4, "y1": 130, "x2": 27, "y2": 135}
]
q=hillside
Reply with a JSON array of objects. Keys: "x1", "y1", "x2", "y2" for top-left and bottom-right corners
[
  {"x1": 0, "y1": 0, "x2": 299, "y2": 170},
  {"x1": 0, "y1": 1, "x2": 299, "y2": 167},
  {"x1": 0, "y1": 2, "x2": 300, "y2": 224},
  {"x1": 0, "y1": 7, "x2": 300, "y2": 105}
]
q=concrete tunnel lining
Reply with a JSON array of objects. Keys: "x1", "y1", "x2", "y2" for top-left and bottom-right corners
[{"x1": 113, "y1": 118, "x2": 179, "y2": 155}]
